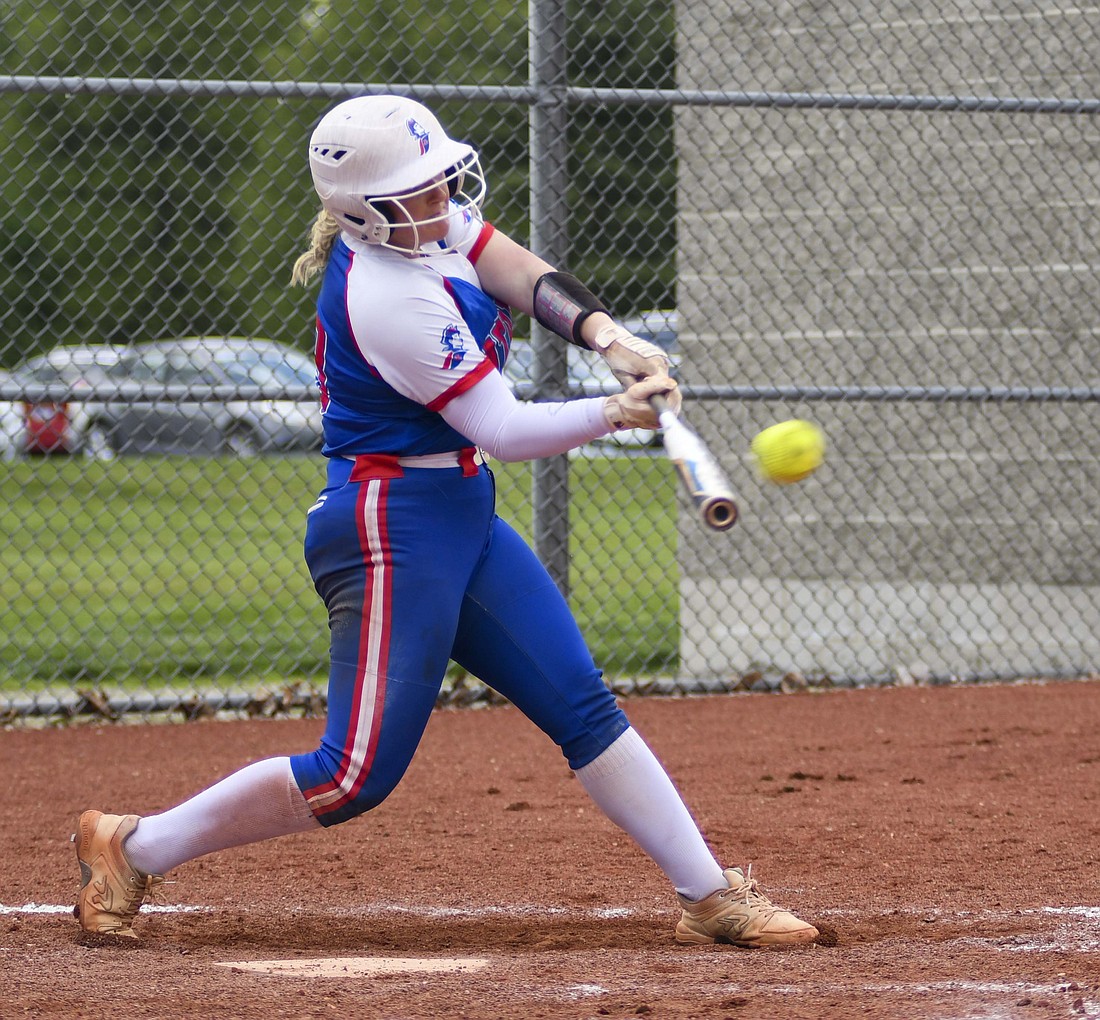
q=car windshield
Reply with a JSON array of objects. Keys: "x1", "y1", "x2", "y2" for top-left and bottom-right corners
[
  {"x1": 18, "y1": 355, "x2": 118, "y2": 385},
  {"x1": 213, "y1": 350, "x2": 316, "y2": 388}
]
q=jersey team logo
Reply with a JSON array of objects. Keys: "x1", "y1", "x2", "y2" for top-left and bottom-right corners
[
  {"x1": 440, "y1": 324, "x2": 466, "y2": 369},
  {"x1": 406, "y1": 118, "x2": 430, "y2": 155}
]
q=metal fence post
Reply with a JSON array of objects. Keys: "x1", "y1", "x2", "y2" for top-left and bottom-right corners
[{"x1": 528, "y1": 0, "x2": 571, "y2": 595}]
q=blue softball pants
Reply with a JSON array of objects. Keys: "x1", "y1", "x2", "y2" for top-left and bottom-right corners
[{"x1": 289, "y1": 454, "x2": 629, "y2": 826}]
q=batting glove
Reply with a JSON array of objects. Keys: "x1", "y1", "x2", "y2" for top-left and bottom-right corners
[
  {"x1": 590, "y1": 322, "x2": 671, "y2": 388},
  {"x1": 603, "y1": 375, "x2": 681, "y2": 431}
]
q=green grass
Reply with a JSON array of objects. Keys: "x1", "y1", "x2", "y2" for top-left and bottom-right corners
[{"x1": 0, "y1": 453, "x2": 679, "y2": 695}]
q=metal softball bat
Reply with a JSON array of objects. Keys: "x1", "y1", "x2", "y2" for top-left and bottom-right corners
[{"x1": 649, "y1": 395, "x2": 739, "y2": 531}]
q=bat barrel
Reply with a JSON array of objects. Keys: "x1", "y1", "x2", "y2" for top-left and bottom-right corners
[{"x1": 649, "y1": 389, "x2": 740, "y2": 533}]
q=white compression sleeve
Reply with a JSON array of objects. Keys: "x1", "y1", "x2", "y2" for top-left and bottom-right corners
[
  {"x1": 440, "y1": 367, "x2": 612, "y2": 462},
  {"x1": 574, "y1": 727, "x2": 727, "y2": 902},
  {"x1": 124, "y1": 756, "x2": 319, "y2": 876}
]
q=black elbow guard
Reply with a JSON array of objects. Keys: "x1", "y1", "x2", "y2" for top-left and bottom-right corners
[{"x1": 532, "y1": 271, "x2": 608, "y2": 348}]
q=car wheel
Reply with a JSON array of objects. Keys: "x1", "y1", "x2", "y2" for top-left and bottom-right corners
[
  {"x1": 82, "y1": 422, "x2": 116, "y2": 461},
  {"x1": 224, "y1": 426, "x2": 261, "y2": 458}
]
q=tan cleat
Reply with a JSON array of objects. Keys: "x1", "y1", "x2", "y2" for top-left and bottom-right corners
[
  {"x1": 676, "y1": 866, "x2": 818, "y2": 948},
  {"x1": 72, "y1": 810, "x2": 163, "y2": 939}
]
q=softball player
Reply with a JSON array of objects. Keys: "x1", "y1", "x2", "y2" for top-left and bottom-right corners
[{"x1": 73, "y1": 96, "x2": 817, "y2": 949}]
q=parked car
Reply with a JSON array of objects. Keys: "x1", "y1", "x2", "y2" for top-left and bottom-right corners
[
  {"x1": 503, "y1": 310, "x2": 679, "y2": 450},
  {"x1": 0, "y1": 371, "x2": 24, "y2": 460},
  {"x1": 92, "y1": 337, "x2": 322, "y2": 457},
  {"x1": 8, "y1": 345, "x2": 124, "y2": 456}
]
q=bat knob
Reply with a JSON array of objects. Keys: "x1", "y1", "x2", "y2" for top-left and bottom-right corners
[{"x1": 702, "y1": 496, "x2": 738, "y2": 531}]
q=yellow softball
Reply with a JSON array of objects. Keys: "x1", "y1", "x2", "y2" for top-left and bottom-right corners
[{"x1": 751, "y1": 419, "x2": 825, "y2": 484}]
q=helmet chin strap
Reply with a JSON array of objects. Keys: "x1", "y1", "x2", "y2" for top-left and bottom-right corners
[{"x1": 364, "y1": 198, "x2": 414, "y2": 251}]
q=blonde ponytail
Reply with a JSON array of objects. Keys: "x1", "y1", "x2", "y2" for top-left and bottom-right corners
[{"x1": 291, "y1": 209, "x2": 341, "y2": 286}]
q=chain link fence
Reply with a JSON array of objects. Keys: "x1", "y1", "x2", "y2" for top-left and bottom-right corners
[{"x1": 1, "y1": 0, "x2": 1097, "y2": 721}]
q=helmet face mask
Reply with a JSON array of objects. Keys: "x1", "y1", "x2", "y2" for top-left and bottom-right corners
[
  {"x1": 361, "y1": 155, "x2": 487, "y2": 253},
  {"x1": 308, "y1": 96, "x2": 487, "y2": 253}
]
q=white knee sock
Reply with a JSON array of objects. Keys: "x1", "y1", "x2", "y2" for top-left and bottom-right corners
[
  {"x1": 124, "y1": 756, "x2": 319, "y2": 876},
  {"x1": 574, "y1": 727, "x2": 727, "y2": 902}
]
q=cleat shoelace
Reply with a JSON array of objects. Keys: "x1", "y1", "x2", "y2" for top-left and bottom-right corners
[
  {"x1": 139, "y1": 873, "x2": 167, "y2": 906},
  {"x1": 717, "y1": 865, "x2": 781, "y2": 916},
  {"x1": 126, "y1": 873, "x2": 167, "y2": 916},
  {"x1": 119, "y1": 873, "x2": 166, "y2": 915}
]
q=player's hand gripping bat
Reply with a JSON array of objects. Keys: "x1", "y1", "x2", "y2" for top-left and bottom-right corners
[{"x1": 649, "y1": 395, "x2": 739, "y2": 531}]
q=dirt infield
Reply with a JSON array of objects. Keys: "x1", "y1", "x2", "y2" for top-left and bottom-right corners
[{"x1": 2, "y1": 679, "x2": 1098, "y2": 1019}]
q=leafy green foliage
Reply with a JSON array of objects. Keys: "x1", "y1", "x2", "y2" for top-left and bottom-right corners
[{"x1": 0, "y1": 0, "x2": 674, "y2": 368}]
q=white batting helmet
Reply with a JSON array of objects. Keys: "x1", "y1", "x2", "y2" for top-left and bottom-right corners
[{"x1": 308, "y1": 95, "x2": 486, "y2": 251}]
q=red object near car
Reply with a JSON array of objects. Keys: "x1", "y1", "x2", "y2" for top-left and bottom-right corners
[
  {"x1": 23, "y1": 401, "x2": 71, "y2": 454},
  {"x1": 10, "y1": 345, "x2": 125, "y2": 457}
]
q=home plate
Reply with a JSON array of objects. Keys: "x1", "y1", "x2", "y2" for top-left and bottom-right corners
[{"x1": 217, "y1": 956, "x2": 490, "y2": 977}]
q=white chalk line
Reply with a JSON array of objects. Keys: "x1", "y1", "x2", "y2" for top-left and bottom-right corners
[
  {"x1": 1, "y1": 902, "x2": 208, "y2": 916},
  {"x1": 0, "y1": 900, "x2": 637, "y2": 920},
  {"x1": 13, "y1": 900, "x2": 1097, "y2": 973},
  {"x1": 9, "y1": 901, "x2": 1098, "y2": 963}
]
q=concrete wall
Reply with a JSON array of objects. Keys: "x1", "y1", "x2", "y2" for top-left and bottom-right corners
[{"x1": 674, "y1": 0, "x2": 1100, "y2": 680}]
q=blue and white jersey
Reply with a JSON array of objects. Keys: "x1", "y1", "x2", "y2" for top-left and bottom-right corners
[{"x1": 313, "y1": 205, "x2": 514, "y2": 458}]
